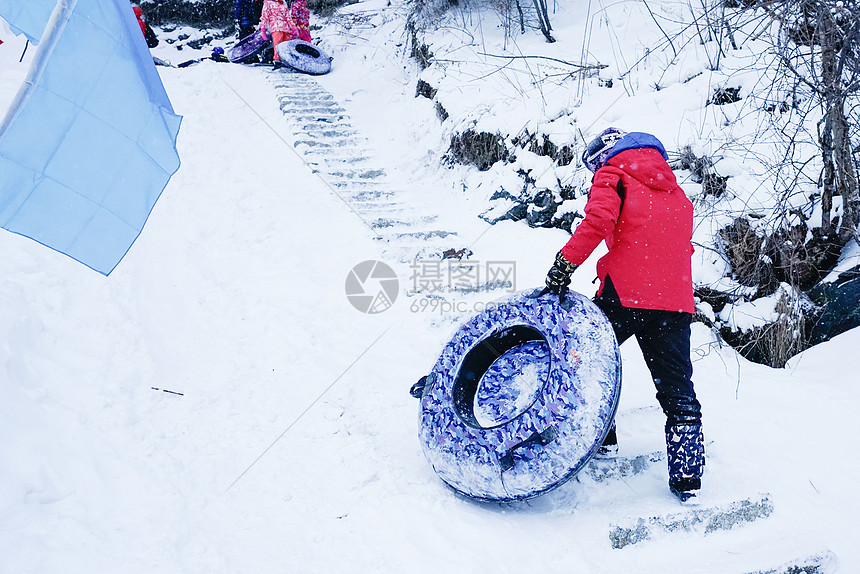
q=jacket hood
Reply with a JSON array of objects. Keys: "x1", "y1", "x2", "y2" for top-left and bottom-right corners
[{"x1": 603, "y1": 133, "x2": 677, "y2": 192}]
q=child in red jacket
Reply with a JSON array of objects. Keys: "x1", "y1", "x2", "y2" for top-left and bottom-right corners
[
  {"x1": 544, "y1": 128, "x2": 704, "y2": 502},
  {"x1": 132, "y1": 3, "x2": 158, "y2": 48},
  {"x1": 259, "y1": 0, "x2": 299, "y2": 67}
]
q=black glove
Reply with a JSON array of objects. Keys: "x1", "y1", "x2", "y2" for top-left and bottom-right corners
[{"x1": 545, "y1": 250, "x2": 578, "y2": 295}]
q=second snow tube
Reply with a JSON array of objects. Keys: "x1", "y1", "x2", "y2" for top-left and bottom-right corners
[
  {"x1": 416, "y1": 288, "x2": 621, "y2": 502},
  {"x1": 229, "y1": 29, "x2": 272, "y2": 63},
  {"x1": 276, "y1": 40, "x2": 333, "y2": 75}
]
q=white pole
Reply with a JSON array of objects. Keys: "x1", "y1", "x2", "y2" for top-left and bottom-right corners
[{"x1": 0, "y1": 0, "x2": 77, "y2": 138}]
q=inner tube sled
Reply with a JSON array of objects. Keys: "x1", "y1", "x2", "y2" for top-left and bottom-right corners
[
  {"x1": 229, "y1": 29, "x2": 272, "y2": 64},
  {"x1": 415, "y1": 288, "x2": 621, "y2": 502},
  {"x1": 276, "y1": 40, "x2": 333, "y2": 75}
]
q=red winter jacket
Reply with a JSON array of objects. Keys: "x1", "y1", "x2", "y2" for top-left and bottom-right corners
[
  {"x1": 260, "y1": 0, "x2": 299, "y2": 36},
  {"x1": 560, "y1": 142, "x2": 695, "y2": 313},
  {"x1": 132, "y1": 5, "x2": 147, "y2": 36}
]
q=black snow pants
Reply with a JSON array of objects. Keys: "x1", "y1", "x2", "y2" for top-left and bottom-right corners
[{"x1": 593, "y1": 277, "x2": 702, "y2": 427}]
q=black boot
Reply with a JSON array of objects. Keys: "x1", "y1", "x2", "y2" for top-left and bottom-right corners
[
  {"x1": 596, "y1": 425, "x2": 618, "y2": 458},
  {"x1": 666, "y1": 423, "x2": 704, "y2": 502}
]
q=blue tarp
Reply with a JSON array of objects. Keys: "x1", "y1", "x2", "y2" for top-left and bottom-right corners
[
  {"x1": 0, "y1": 0, "x2": 54, "y2": 44},
  {"x1": 0, "y1": 0, "x2": 181, "y2": 275}
]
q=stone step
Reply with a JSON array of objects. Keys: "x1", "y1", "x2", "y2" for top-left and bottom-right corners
[
  {"x1": 291, "y1": 114, "x2": 349, "y2": 123},
  {"x1": 270, "y1": 76, "x2": 318, "y2": 84},
  {"x1": 584, "y1": 451, "x2": 665, "y2": 483},
  {"x1": 346, "y1": 190, "x2": 396, "y2": 202},
  {"x1": 327, "y1": 168, "x2": 386, "y2": 180},
  {"x1": 297, "y1": 120, "x2": 355, "y2": 130},
  {"x1": 271, "y1": 80, "x2": 461, "y2": 266},
  {"x1": 294, "y1": 139, "x2": 362, "y2": 149},
  {"x1": 297, "y1": 148, "x2": 373, "y2": 163},
  {"x1": 276, "y1": 93, "x2": 333, "y2": 101},
  {"x1": 394, "y1": 230, "x2": 458, "y2": 241},
  {"x1": 299, "y1": 132, "x2": 361, "y2": 142},
  {"x1": 280, "y1": 105, "x2": 348, "y2": 115},
  {"x1": 273, "y1": 85, "x2": 332, "y2": 95},
  {"x1": 280, "y1": 90, "x2": 334, "y2": 98},
  {"x1": 608, "y1": 493, "x2": 774, "y2": 550},
  {"x1": 305, "y1": 156, "x2": 374, "y2": 167},
  {"x1": 370, "y1": 216, "x2": 439, "y2": 229},
  {"x1": 276, "y1": 92, "x2": 336, "y2": 102},
  {"x1": 384, "y1": 245, "x2": 470, "y2": 264},
  {"x1": 742, "y1": 550, "x2": 837, "y2": 574},
  {"x1": 287, "y1": 95, "x2": 337, "y2": 103},
  {"x1": 350, "y1": 201, "x2": 405, "y2": 212},
  {"x1": 294, "y1": 121, "x2": 355, "y2": 131},
  {"x1": 328, "y1": 179, "x2": 389, "y2": 188},
  {"x1": 278, "y1": 101, "x2": 346, "y2": 114}
]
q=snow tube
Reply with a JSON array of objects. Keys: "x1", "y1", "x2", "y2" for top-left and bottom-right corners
[
  {"x1": 276, "y1": 40, "x2": 332, "y2": 75},
  {"x1": 415, "y1": 289, "x2": 621, "y2": 502},
  {"x1": 229, "y1": 29, "x2": 272, "y2": 64}
]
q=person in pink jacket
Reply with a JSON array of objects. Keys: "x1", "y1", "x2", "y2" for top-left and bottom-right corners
[
  {"x1": 290, "y1": 0, "x2": 312, "y2": 43},
  {"x1": 259, "y1": 0, "x2": 299, "y2": 67}
]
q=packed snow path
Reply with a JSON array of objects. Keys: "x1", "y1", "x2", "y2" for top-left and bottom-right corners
[
  {"x1": 265, "y1": 70, "x2": 837, "y2": 573},
  {"x1": 269, "y1": 71, "x2": 461, "y2": 265}
]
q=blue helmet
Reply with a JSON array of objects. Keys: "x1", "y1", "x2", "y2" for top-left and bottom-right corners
[{"x1": 582, "y1": 127, "x2": 627, "y2": 172}]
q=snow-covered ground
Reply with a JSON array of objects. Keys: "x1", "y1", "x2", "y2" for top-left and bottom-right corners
[{"x1": 2, "y1": 2, "x2": 860, "y2": 572}]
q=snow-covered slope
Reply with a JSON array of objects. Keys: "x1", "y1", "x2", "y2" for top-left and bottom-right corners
[{"x1": 1, "y1": 2, "x2": 859, "y2": 572}]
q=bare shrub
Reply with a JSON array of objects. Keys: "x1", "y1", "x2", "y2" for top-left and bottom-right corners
[
  {"x1": 719, "y1": 285, "x2": 815, "y2": 368},
  {"x1": 760, "y1": 288, "x2": 812, "y2": 367},
  {"x1": 673, "y1": 145, "x2": 728, "y2": 197},
  {"x1": 759, "y1": 0, "x2": 860, "y2": 244},
  {"x1": 718, "y1": 218, "x2": 779, "y2": 294},
  {"x1": 448, "y1": 130, "x2": 510, "y2": 170}
]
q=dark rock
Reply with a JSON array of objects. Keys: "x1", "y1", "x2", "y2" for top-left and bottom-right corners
[
  {"x1": 525, "y1": 193, "x2": 558, "y2": 227},
  {"x1": 489, "y1": 189, "x2": 518, "y2": 202},
  {"x1": 442, "y1": 248, "x2": 473, "y2": 260},
  {"x1": 416, "y1": 79, "x2": 437, "y2": 99},
  {"x1": 550, "y1": 210, "x2": 581, "y2": 234},
  {"x1": 186, "y1": 35, "x2": 213, "y2": 50},
  {"x1": 808, "y1": 268, "x2": 860, "y2": 345},
  {"x1": 510, "y1": 131, "x2": 574, "y2": 165},
  {"x1": 531, "y1": 189, "x2": 555, "y2": 208},
  {"x1": 694, "y1": 286, "x2": 733, "y2": 314},
  {"x1": 558, "y1": 181, "x2": 578, "y2": 201},
  {"x1": 435, "y1": 101, "x2": 449, "y2": 122},
  {"x1": 503, "y1": 202, "x2": 528, "y2": 222}
]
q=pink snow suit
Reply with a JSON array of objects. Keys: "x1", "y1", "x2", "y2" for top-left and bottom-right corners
[
  {"x1": 259, "y1": 0, "x2": 299, "y2": 35},
  {"x1": 290, "y1": 0, "x2": 312, "y2": 43},
  {"x1": 259, "y1": 0, "x2": 299, "y2": 61}
]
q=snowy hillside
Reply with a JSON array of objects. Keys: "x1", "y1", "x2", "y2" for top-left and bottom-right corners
[{"x1": 2, "y1": 1, "x2": 859, "y2": 572}]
